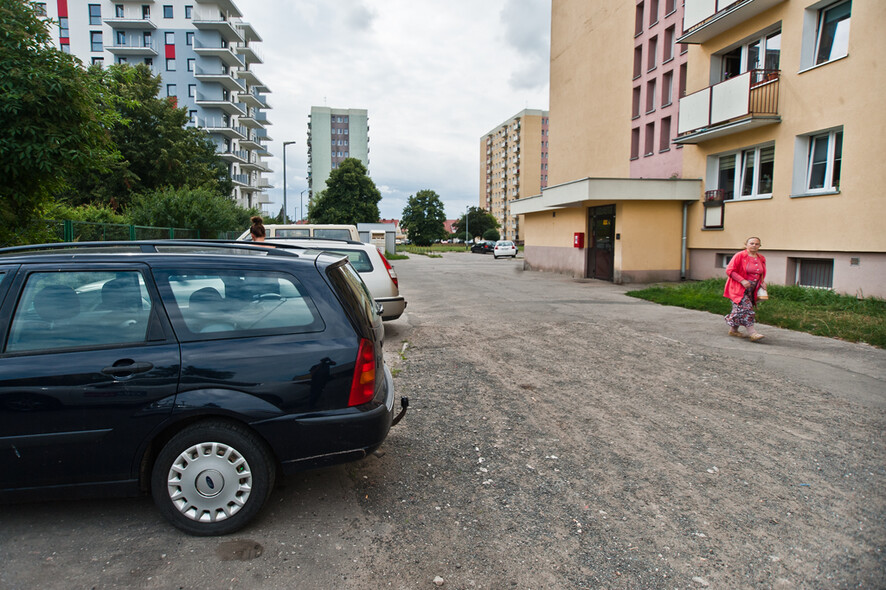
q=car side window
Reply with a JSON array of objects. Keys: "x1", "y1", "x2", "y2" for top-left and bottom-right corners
[
  {"x1": 275, "y1": 228, "x2": 311, "y2": 238},
  {"x1": 5, "y1": 271, "x2": 152, "y2": 353},
  {"x1": 160, "y1": 269, "x2": 324, "y2": 339},
  {"x1": 313, "y1": 229, "x2": 352, "y2": 240}
]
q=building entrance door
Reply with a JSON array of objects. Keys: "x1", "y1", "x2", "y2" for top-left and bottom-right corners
[{"x1": 587, "y1": 205, "x2": 615, "y2": 281}]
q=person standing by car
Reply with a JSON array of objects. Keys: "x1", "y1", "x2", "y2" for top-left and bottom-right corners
[
  {"x1": 724, "y1": 236, "x2": 767, "y2": 341},
  {"x1": 250, "y1": 216, "x2": 267, "y2": 242}
]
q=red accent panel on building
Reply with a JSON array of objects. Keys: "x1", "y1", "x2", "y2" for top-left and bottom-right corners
[
  {"x1": 165, "y1": 45, "x2": 175, "y2": 59},
  {"x1": 57, "y1": 0, "x2": 68, "y2": 17}
]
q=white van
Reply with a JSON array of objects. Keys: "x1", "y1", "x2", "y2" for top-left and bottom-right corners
[{"x1": 238, "y1": 224, "x2": 360, "y2": 242}]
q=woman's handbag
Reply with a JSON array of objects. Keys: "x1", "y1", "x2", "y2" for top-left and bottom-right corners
[{"x1": 757, "y1": 286, "x2": 769, "y2": 300}]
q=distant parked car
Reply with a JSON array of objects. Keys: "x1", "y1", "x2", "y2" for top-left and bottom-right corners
[
  {"x1": 471, "y1": 241, "x2": 495, "y2": 254},
  {"x1": 266, "y1": 238, "x2": 406, "y2": 321},
  {"x1": 493, "y1": 240, "x2": 517, "y2": 259}
]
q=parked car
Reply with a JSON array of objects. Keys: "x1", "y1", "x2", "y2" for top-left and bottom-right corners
[
  {"x1": 493, "y1": 240, "x2": 518, "y2": 259},
  {"x1": 257, "y1": 238, "x2": 406, "y2": 322},
  {"x1": 471, "y1": 241, "x2": 496, "y2": 254},
  {"x1": 0, "y1": 241, "x2": 407, "y2": 536},
  {"x1": 237, "y1": 224, "x2": 360, "y2": 241}
]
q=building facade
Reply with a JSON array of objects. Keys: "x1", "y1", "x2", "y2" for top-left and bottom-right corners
[
  {"x1": 479, "y1": 109, "x2": 549, "y2": 242},
  {"x1": 513, "y1": 0, "x2": 885, "y2": 298},
  {"x1": 307, "y1": 107, "x2": 369, "y2": 202},
  {"x1": 41, "y1": 0, "x2": 272, "y2": 210}
]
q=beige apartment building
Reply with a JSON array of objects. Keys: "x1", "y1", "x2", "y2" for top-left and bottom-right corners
[
  {"x1": 480, "y1": 109, "x2": 549, "y2": 242},
  {"x1": 513, "y1": 0, "x2": 886, "y2": 298}
]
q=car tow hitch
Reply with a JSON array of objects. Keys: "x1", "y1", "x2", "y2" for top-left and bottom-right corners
[{"x1": 392, "y1": 396, "x2": 409, "y2": 426}]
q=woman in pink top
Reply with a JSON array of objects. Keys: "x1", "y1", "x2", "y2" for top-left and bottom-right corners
[{"x1": 724, "y1": 237, "x2": 767, "y2": 341}]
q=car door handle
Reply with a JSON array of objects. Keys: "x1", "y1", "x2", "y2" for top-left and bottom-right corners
[{"x1": 102, "y1": 361, "x2": 154, "y2": 377}]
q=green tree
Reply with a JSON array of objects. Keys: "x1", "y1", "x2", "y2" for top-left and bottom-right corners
[
  {"x1": 65, "y1": 64, "x2": 232, "y2": 209},
  {"x1": 483, "y1": 228, "x2": 501, "y2": 241},
  {"x1": 452, "y1": 207, "x2": 499, "y2": 240},
  {"x1": 0, "y1": 0, "x2": 115, "y2": 245},
  {"x1": 400, "y1": 189, "x2": 447, "y2": 246},
  {"x1": 127, "y1": 187, "x2": 256, "y2": 237},
  {"x1": 308, "y1": 158, "x2": 380, "y2": 224}
]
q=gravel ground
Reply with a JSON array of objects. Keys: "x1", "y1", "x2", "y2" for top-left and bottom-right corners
[{"x1": 1, "y1": 251, "x2": 883, "y2": 589}]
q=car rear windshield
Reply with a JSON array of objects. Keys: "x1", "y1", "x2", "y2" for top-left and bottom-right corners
[
  {"x1": 314, "y1": 229, "x2": 354, "y2": 240},
  {"x1": 325, "y1": 261, "x2": 378, "y2": 339},
  {"x1": 308, "y1": 248, "x2": 372, "y2": 273},
  {"x1": 275, "y1": 228, "x2": 311, "y2": 238}
]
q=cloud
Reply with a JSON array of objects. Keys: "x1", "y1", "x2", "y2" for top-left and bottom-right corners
[{"x1": 501, "y1": 0, "x2": 551, "y2": 90}]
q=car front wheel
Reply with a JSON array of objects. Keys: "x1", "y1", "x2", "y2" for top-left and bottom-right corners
[{"x1": 151, "y1": 421, "x2": 275, "y2": 536}]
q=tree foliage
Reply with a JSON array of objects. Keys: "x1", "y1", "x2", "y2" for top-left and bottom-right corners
[
  {"x1": 308, "y1": 158, "x2": 381, "y2": 224},
  {"x1": 400, "y1": 189, "x2": 447, "y2": 246},
  {"x1": 483, "y1": 228, "x2": 501, "y2": 241},
  {"x1": 127, "y1": 187, "x2": 256, "y2": 237},
  {"x1": 65, "y1": 64, "x2": 232, "y2": 208},
  {"x1": 452, "y1": 206, "x2": 499, "y2": 240},
  {"x1": 0, "y1": 0, "x2": 115, "y2": 245}
]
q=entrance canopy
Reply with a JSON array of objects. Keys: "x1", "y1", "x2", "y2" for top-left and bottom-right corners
[{"x1": 510, "y1": 177, "x2": 702, "y2": 215}]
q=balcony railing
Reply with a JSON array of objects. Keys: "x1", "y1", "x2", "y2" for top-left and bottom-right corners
[
  {"x1": 679, "y1": 0, "x2": 787, "y2": 44},
  {"x1": 675, "y1": 69, "x2": 780, "y2": 144}
]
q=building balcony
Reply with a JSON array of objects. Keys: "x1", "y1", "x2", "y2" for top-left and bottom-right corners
[
  {"x1": 104, "y1": 17, "x2": 157, "y2": 30},
  {"x1": 675, "y1": 69, "x2": 780, "y2": 144},
  {"x1": 193, "y1": 12, "x2": 244, "y2": 43},
  {"x1": 197, "y1": 117, "x2": 246, "y2": 140},
  {"x1": 679, "y1": 0, "x2": 786, "y2": 44},
  {"x1": 218, "y1": 149, "x2": 248, "y2": 164},
  {"x1": 194, "y1": 67, "x2": 245, "y2": 92},
  {"x1": 236, "y1": 43, "x2": 263, "y2": 64},
  {"x1": 194, "y1": 93, "x2": 246, "y2": 117},
  {"x1": 193, "y1": 40, "x2": 244, "y2": 68},
  {"x1": 106, "y1": 40, "x2": 158, "y2": 56},
  {"x1": 240, "y1": 156, "x2": 270, "y2": 172},
  {"x1": 238, "y1": 21, "x2": 262, "y2": 43},
  {"x1": 236, "y1": 68, "x2": 264, "y2": 88},
  {"x1": 231, "y1": 173, "x2": 249, "y2": 186}
]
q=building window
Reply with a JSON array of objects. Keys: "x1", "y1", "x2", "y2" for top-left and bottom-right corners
[
  {"x1": 143, "y1": 32, "x2": 152, "y2": 47},
  {"x1": 663, "y1": 25, "x2": 675, "y2": 62},
  {"x1": 163, "y1": 5, "x2": 173, "y2": 18},
  {"x1": 815, "y1": 1, "x2": 851, "y2": 65},
  {"x1": 116, "y1": 31, "x2": 126, "y2": 46},
  {"x1": 718, "y1": 30, "x2": 781, "y2": 82},
  {"x1": 633, "y1": 45, "x2": 643, "y2": 79},
  {"x1": 740, "y1": 145, "x2": 775, "y2": 197},
  {"x1": 661, "y1": 70, "x2": 673, "y2": 106},
  {"x1": 793, "y1": 258, "x2": 834, "y2": 289},
  {"x1": 187, "y1": 58, "x2": 195, "y2": 71},
  {"x1": 185, "y1": 5, "x2": 192, "y2": 18},
  {"x1": 115, "y1": 4, "x2": 124, "y2": 17},
  {"x1": 167, "y1": 84, "x2": 176, "y2": 97},
  {"x1": 91, "y1": 57, "x2": 104, "y2": 66},
  {"x1": 665, "y1": 0, "x2": 676, "y2": 15},
  {"x1": 635, "y1": 2, "x2": 644, "y2": 36},
  {"x1": 166, "y1": 58, "x2": 175, "y2": 71},
  {"x1": 90, "y1": 31, "x2": 103, "y2": 52},
  {"x1": 188, "y1": 84, "x2": 196, "y2": 97},
  {"x1": 804, "y1": 129, "x2": 843, "y2": 192},
  {"x1": 648, "y1": 0, "x2": 659, "y2": 26},
  {"x1": 186, "y1": 31, "x2": 194, "y2": 46},
  {"x1": 165, "y1": 32, "x2": 174, "y2": 45},
  {"x1": 645, "y1": 79, "x2": 656, "y2": 113},
  {"x1": 88, "y1": 4, "x2": 101, "y2": 25},
  {"x1": 679, "y1": 63, "x2": 687, "y2": 98},
  {"x1": 142, "y1": 4, "x2": 150, "y2": 19},
  {"x1": 117, "y1": 56, "x2": 127, "y2": 64},
  {"x1": 34, "y1": 3, "x2": 47, "y2": 16},
  {"x1": 647, "y1": 36, "x2": 658, "y2": 71},
  {"x1": 632, "y1": 86, "x2": 641, "y2": 119},
  {"x1": 58, "y1": 17, "x2": 69, "y2": 38},
  {"x1": 145, "y1": 57, "x2": 153, "y2": 67},
  {"x1": 660, "y1": 117, "x2": 671, "y2": 152},
  {"x1": 644, "y1": 123, "x2": 655, "y2": 156}
]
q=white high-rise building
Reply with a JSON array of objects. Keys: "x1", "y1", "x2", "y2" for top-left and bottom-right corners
[
  {"x1": 40, "y1": 0, "x2": 272, "y2": 210},
  {"x1": 307, "y1": 107, "x2": 369, "y2": 201}
]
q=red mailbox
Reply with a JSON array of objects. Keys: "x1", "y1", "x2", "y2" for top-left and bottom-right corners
[{"x1": 573, "y1": 232, "x2": 584, "y2": 248}]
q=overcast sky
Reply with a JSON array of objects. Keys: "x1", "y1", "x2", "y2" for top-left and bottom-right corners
[{"x1": 245, "y1": 0, "x2": 551, "y2": 221}]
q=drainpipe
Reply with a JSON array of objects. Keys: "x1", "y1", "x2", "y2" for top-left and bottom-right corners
[{"x1": 680, "y1": 201, "x2": 688, "y2": 280}]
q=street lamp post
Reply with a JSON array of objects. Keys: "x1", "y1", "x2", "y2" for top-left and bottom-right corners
[
  {"x1": 300, "y1": 189, "x2": 307, "y2": 222},
  {"x1": 282, "y1": 141, "x2": 295, "y2": 223},
  {"x1": 465, "y1": 206, "x2": 469, "y2": 249}
]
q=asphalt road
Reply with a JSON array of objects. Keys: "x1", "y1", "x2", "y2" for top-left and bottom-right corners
[{"x1": 1, "y1": 251, "x2": 884, "y2": 589}]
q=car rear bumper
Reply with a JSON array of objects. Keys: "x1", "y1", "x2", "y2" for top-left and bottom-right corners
[
  {"x1": 261, "y1": 364, "x2": 397, "y2": 473},
  {"x1": 376, "y1": 296, "x2": 406, "y2": 321}
]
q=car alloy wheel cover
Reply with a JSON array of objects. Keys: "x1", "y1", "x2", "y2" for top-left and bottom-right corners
[{"x1": 166, "y1": 441, "x2": 252, "y2": 522}]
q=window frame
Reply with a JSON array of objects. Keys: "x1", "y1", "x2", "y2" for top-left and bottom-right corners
[
  {"x1": 805, "y1": 129, "x2": 842, "y2": 193},
  {"x1": 814, "y1": 0, "x2": 851, "y2": 65}
]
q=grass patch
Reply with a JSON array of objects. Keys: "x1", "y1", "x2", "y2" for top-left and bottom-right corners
[
  {"x1": 399, "y1": 244, "x2": 465, "y2": 256},
  {"x1": 385, "y1": 251, "x2": 409, "y2": 260},
  {"x1": 627, "y1": 278, "x2": 886, "y2": 348}
]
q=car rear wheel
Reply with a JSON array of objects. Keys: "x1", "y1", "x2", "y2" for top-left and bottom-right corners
[{"x1": 151, "y1": 421, "x2": 275, "y2": 536}]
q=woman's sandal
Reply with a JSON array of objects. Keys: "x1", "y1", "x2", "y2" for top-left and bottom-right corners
[
  {"x1": 728, "y1": 330, "x2": 747, "y2": 338},
  {"x1": 749, "y1": 333, "x2": 765, "y2": 342}
]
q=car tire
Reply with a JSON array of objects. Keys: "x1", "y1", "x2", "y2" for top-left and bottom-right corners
[
  {"x1": 151, "y1": 421, "x2": 276, "y2": 536},
  {"x1": 494, "y1": 255, "x2": 498, "y2": 259}
]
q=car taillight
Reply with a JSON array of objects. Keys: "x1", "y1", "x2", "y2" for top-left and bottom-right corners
[
  {"x1": 348, "y1": 338, "x2": 376, "y2": 407},
  {"x1": 377, "y1": 249, "x2": 398, "y2": 288}
]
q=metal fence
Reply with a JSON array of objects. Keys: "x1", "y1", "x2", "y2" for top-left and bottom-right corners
[{"x1": 44, "y1": 220, "x2": 201, "y2": 242}]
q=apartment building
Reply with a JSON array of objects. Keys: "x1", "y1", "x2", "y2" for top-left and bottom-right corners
[
  {"x1": 513, "y1": 0, "x2": 885, "y2": 298},
  {"x1": 479, "y1": 109, "x2": 549, "y2": 242},
  {"x1": 677, "y1": 0, "x2": 884, "y2": 297},
  {"x1": 40, "y1": 0, "x2": 272, "y2": 210},
  {"x1": 307, "y1": 107, "x2": 369, "y2": 202}
]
